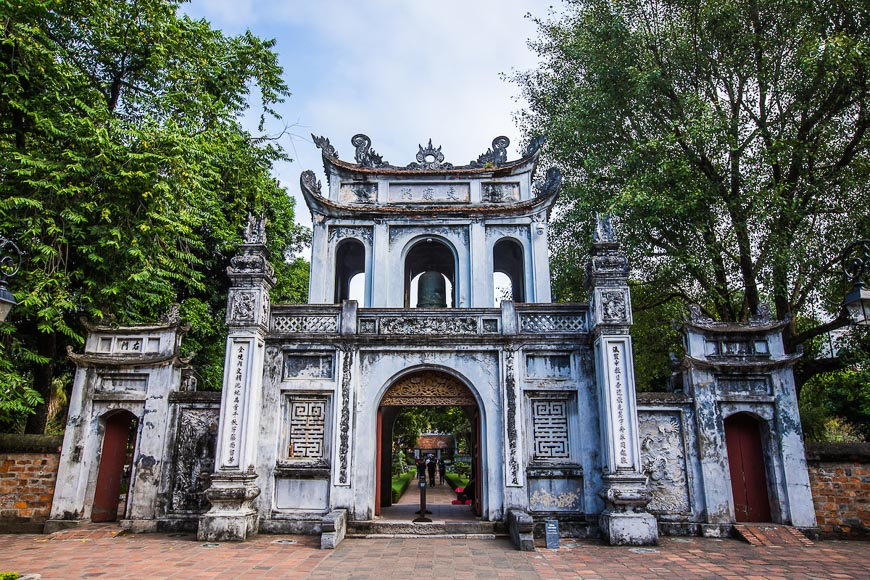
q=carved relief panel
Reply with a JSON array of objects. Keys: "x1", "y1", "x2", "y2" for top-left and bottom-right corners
[{"x1": 638, "y1": 411, "x2": 691, "y2": 514}]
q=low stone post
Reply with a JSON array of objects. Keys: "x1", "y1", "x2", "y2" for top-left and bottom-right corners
[
  {"x1": 199, "y1": 215, "x2": 275, "y2": 542},
  {"x1": 587, "y1": 215, "x2": 658, "y2": 545}
]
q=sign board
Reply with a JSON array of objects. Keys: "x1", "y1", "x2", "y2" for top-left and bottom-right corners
[{"x1": 545, "y1": 519, "x2": 560, "y2": 549}]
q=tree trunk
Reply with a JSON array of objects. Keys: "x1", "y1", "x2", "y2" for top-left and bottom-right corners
[{"x1": 24, "y1": 332, "x2": 56, "y2": 435}]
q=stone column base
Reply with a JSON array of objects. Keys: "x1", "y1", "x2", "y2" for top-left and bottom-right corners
[
  {"x1": 197, "y1": 471, "x2": 260, "y2": 542},
  {"x1": 599, "y1": 510, "x2": 659, "y2": 545}
]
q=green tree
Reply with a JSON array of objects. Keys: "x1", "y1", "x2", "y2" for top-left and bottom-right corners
[
  {"x1": 515, "y1": 0, "x2": 870, "y2": 394},
  {"x1": 0, "y1": 0, "x2": 309, "y2": 432}
]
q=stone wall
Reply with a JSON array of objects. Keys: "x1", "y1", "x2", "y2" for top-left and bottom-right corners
[
  {"x1": 0, "y1": 435, "x2": 63, "y2": 533},
  {"x1": 805, "y1": 442, "x2": 870, "y2": 539}
]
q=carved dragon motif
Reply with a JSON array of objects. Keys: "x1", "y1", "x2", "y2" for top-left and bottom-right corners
[
  {"x1": 470, "y1": 136, "x2": 510, "y2": 168},
  {"x1": 351, "y1": 133, "x2": 388, "y2": 168}
]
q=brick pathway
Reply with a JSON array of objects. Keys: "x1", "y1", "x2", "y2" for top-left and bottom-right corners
[{"x1": 1, "y1": 529, "x2": 868, "y2": 579}]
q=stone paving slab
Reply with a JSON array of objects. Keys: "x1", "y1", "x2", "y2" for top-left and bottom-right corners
[{"x1": 1, "y1": 531, "x2": 868, "y2": 579}]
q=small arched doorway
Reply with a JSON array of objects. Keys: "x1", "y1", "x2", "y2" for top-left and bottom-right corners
[
  {"x1": 724, "y1": 412, "x2": 772, "y2": 522},
  {"x1": 375, "y1": 370, "x2": 482, "y2": 518},
  {"x1": 92, "y1": 410, "x2": 138, "y2": 522}
]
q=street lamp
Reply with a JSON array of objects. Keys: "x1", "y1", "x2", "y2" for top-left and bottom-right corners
[
  {"x1": 0, "y1": 236, "x2": 22, "y2": 322},
  {"x1": 842, "y1": 239, "x2": 870, "y2": 326}
]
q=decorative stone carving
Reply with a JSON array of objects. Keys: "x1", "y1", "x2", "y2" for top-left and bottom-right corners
[
  {"x1": 530, "y1": 398, "x2": 571, "y2": 460},
  {"x1": 378, "y1": 316, "x2": 478, "y2": 335},
  {"x1": 351, "y1": 134, "x2": 388, "y2": 168},
  {"x1": 340, "y1": 183, "x2": 378, "y2": 205},
  {"x1": 271, "y1": 315, "x2": 338, "y2": 334},
  {"x1": 406, "y1": 139, "x2": 454, "y2": 170},
  {"x1": 520, "y1": 313, "x2": 587, "y2": 333},
  {"x1": 230, "y1": 292, "x2": 256, "y2": 322},
  {"x1": 535, "y1": 167, "x2": 562, "y2": 197},
  {"x1": 749, "y1": 303, "x2": 773, "y2": 325},
  {"x1": 170, "y1": 408, "x2": 219, "y2": 513},
  {"x1": 283, "y1": 353, "x2": 335, "y2": 380},
  {"x1": 593, "y1": 213, "x2": 616, "y2": 243},
  {"x1": 523, "y1": 135, "x2": 546, "y2": 157},
  {"x1": 229, "y1": 253, "x2": 274, "y2": 277},
  {"x1": 286, "y1": 396, "x2": 329, "y2": 460},
  {"x1": 312, "y1": 134, "x2": 338, "y2": 158},
  {"x1": 300, "y1": 170, "x2": 323, "y2": 196},
  {"x1": 505, "y1": 348, "x2": 520, "y2": 486},
  {"x1": 243, "y1": 213, "x2": 266, "y2": 245},
  {"x1": 687, "y1": 304, "x2": 717, "y2": 325},
  {"x1": 328, "y1": 226, "x2": 373, "y2": 245},
  {"x1": 638, "y1": 412, "x2": 690, "y2": 514},
  {"x1": 601, "y1": 290, "x2": 627, "y2": 322},
  {"x1": 159, "y1": 303, "x2": 181, "y2": 325},
  {"x1": 481, "y1": 182, "x2": 519, "y2": 203},
  {"x1": 470, "y1": 136, "x2": 510, "y2": 168},
  {"x1": 337, "y1": 346, "x2": 353, "y2": 485},
  {"x1": 380, "y1": 371, "x2": 476, "y2": 406}
]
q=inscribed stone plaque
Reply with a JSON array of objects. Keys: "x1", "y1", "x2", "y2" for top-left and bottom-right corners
[
  {"x1": 283, "y1": 353, "x2": 334, "y2": 379},
  {"x1": 388, "y1": 182, "x2": 470, "y2": 203},
  {"x1": 525, "y1": 354, "x2": 572, "y2": 380}
]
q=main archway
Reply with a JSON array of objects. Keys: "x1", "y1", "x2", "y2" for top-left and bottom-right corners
[{"x1": 375, "y1": 370, "x2": 483, "y2": 518}]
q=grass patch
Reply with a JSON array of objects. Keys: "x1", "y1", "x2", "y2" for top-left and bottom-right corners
[
  {"x1": 391, "y1": 471, "x2": 415, "y2": 503},
  {"x1": 445, "y1": 471, "x2": 468, "y2": 491}
]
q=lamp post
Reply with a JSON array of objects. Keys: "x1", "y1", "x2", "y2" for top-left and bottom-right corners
[
  {"x1": 842, "y1": 239, "x2": 870, "y2": 326},
  {"x1": 0, "y1": 236, "x2": 22, "y2": 322}
]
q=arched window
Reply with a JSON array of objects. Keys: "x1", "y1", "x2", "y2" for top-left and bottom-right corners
[
  {"x1": 493, "y1": 239, "x2": 525, "y2": 304},
  {"x1": 404, "y1": 238, "x2": 456, "y2": 308},
  {"x1": 334, "y1": 239, "x2": 366, "y2": 303}
]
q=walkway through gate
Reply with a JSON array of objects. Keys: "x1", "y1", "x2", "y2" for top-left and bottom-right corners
[{"x1": 375, "y1": 370, "x2": 482, "y2": 519}]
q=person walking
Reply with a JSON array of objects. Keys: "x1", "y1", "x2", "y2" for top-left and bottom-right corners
[
  {"x1": 438, "y1": 458, "x2": 446, "y2": 485},
  {"x1": 426, "y1": 454, "x2": 437, "y2": 486}
]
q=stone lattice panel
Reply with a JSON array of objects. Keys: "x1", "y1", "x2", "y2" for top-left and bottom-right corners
[
  {"x1": 638, "y1": 411, "x2": 691, "y2": 514},
  {"x1": 530, "y1": 399, "x2": 570, "y2": 460},
  {"x1": 287, "y1": 396, "x2": 328, "y2": 460},
  {"x1": 271, "y1": 315, "x2": 338, "y2": 334},
  {"x1": 520, "y1": 314, "x2": 587, "y2": 333}
]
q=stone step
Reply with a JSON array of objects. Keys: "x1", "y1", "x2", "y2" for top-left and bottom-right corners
[
  {"x1": 347, "y1": 520, "x2": 504, "y2": 537},
  {"x1": 733, "y1": 524, "x2": 814, "y2": 547}
]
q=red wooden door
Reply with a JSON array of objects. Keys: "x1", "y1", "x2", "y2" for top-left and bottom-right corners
[
  {"x1": 92, "y1": 412, "x2": 134, "y2": 522},
  {"x1": 375, "y1": 408, "x2": 382, "y2": 516},
  {"x1": 725, "y1": 413, "x2": 771, "y2": 522}
]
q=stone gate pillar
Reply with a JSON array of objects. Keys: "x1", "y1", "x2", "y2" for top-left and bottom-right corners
[
  {"x1": 587, "y1": 215, "x2": 658, "y2": 545},
  {"x1": 199, "y1": 216, "x2": 275, "y2": 542}
]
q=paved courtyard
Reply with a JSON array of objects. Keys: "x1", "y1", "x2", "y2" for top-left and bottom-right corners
[{"x1": 1, "y1": 527, "x2": 868, "y2": 579}]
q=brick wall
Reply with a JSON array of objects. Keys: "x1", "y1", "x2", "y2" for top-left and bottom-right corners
[
  {"x1": 0, "y1": 434, "x2": 63, "y2": 533},
  {"x1": 805, "y1": 442, "x2": 869, "y2": 540}
]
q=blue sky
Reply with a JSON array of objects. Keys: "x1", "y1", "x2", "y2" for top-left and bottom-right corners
[{"x1": 182, "y1": 0, "x2": 559, "y2": 228}]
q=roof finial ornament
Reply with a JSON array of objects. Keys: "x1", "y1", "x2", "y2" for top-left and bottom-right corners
[
  {"x1": 300, "y1": 170, "x2": 323, "y2": 196},
  {"x1": 312, "y1": 134, "x2": 338, "y2": 159},
  {"x1": 536, "y1": 167, "x2": 563, "y2": 198},
  {"x1": 244, "y1": 212, "x2": 266, "y2": 245},
  {"x1": 470, "y1": 136, "x2": 510, "y2": 168},
  {"x1": 351, "y1": 134, "x2": 388, "y2": 168},
  {"x1": 523, "y1": 135, "x2": 546, "y2": 157},
  {"x1": 407, "y1": 139, "x2": 454, "y2": 170},
  {"x1": 593, "y1": 213, "x2": 616, "y2": 243}
]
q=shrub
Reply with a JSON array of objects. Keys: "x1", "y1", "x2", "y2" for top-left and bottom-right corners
[{"x1": 391, "y1": 471, "x2": 415, "y2": 503}]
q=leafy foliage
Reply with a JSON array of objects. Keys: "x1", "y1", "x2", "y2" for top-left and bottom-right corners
[
  {"x1": 391, "y1": 406, "x2": 471, "y2": 452},
  {"x1": 0, "y1": 0, "x2": 309, "y2": 431},
  {"x1": 514, "y1": 0, "x2": 870, "y2": 394}
]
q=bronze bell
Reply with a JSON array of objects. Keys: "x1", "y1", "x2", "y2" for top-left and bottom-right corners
[{"x1": 417, "y1": 271, "x2": 447, "y2": 308}]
